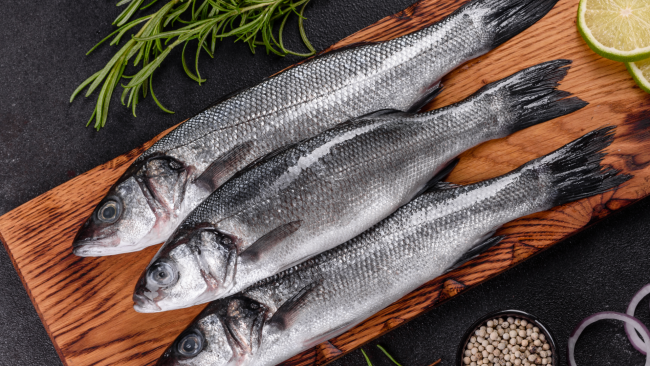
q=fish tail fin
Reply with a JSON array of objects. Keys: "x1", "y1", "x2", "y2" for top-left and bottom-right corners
[
  {"x1": 532, "y1": 127, "x2": 632, "y2": 207},
  {"x1": 479, "y1": 59, "x2": 588, "y2": 136},
  {"x1": 463, "y1": 0, "x2": 560, "y2": 49}
]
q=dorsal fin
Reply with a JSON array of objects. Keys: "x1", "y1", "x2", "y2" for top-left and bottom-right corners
[
  {"x1": 407, "y1": 82, "x2": 444, "y2": 113},
  {"x1": 314, "y1": 41, "x2": 380, "y2": 58},
  {"x1": 223, "y1": 140, "x2": 304, "y2": 186},
  {"x1": 239, "y1": 221, "x2": 302, "y2": 263},
  {"x1": 355, "y1": 109, "x2": 409, "y2": 119},
  {"x1": 414, "y1": 158, "x2": 460, "y2": 197},
  {"x1": 433, "y1": 181, "x2": 462, "y2": 190},
  {"x1": 323, "y1": 109, "x2": 409, "y2": 133},
  {"x1": 268, "y1": 280, "x2": 321, "y2": 330}
]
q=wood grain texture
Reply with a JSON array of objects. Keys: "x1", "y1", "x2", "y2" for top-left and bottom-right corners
[{"x1": 1, "y1": 0, "x2": 649, "y2": 365}]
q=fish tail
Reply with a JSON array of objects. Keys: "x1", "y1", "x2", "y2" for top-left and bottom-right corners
[
  {"x1": 463, "y1": 0, "x2": 560, "y2": 49},
  {"x1": 482, "y1": 59, "x2": 588, "y2": 135},
  {"x1": 533, "y1": 127, "x2": 632, "y2": 207}
]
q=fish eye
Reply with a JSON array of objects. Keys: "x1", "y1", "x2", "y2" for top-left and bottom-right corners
[
  {"x1": 177, "y1": 331, "x2": 203, "y2": 357},
  {"x1": 148, "y1": 261, "x2": 177, "y2": 286},
  {"x1": 96, "y1": 200, "x2": 121, "y2": 223}
]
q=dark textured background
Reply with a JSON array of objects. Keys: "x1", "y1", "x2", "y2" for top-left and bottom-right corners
[{"x1": 0, "y1": 0, "x2": 648, "y2": 365}]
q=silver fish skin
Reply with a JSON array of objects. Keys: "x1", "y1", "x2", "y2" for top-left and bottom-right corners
[
  {"x1": 132, "y1": 60, "x2": 587, "y2": 312},
  {"x1": 156, "y1": 127, "x2": 630, "y2": 366},
  {"x1": 72, "y1": 0, "x2": 561, "y2": 256}
]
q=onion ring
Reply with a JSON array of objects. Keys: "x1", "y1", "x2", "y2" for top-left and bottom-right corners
[
  {"x1": 626, "y1": 284, "x2": 650, "y2": 354},
  {"x1": 568, "y1": 311, "x2": 650, "y2": 366}
]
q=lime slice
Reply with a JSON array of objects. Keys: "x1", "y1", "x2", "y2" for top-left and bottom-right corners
[
  {"x1": 627, "y1": 59, "x2": 650, "y2": 94},
  {"x1": 577, "y1": 0, "x2": 650, "y2": 62}
]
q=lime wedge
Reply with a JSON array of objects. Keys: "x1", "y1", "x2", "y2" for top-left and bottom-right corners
[
  {"x1": 627, "y1": 59, "x2": 650, "y2": 94},
  {"x1": 577, "y1": 0, "x2": 650, "y2": 62}
]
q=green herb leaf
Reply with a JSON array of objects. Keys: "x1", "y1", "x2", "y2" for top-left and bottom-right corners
[
  {"x1": 361, "y1": 349, "x2": 373, "y2": 366},
  {"x1": 71, "y1": 0, "x2": 316, "y2": 130},
  {"x1": 377, "y1": 345, "x2": 403, "y2": 366}
]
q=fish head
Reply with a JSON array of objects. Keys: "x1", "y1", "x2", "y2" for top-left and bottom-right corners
[
  {"x1": 133, "y1": 226, "x2": 238, "y2": 312},
  {"x1": 73, "y1": 155, "x2": 192, "y2": 256},
  {"x1": 157, "y1": 297, "x2": 267, "y2": 366}
]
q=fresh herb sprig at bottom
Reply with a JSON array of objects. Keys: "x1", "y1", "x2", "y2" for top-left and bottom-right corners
[
  {"x1": 361, "y1": 345, "x2": 442, "y2": 366},
  {"x1": 70, "y1": 0, "x2": 316, "y2": 130}
]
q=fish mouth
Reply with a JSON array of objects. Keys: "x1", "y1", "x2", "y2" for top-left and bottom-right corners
[
  {"x1": 72, "y1": 236, "x2": 122, "y2": 257},
  {"x1": 133, "y1": 293, "x2": 162, "y2": 313}
]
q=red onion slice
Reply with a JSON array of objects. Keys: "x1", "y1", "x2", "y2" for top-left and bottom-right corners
[
  {"x1": 568, "y1": 311, "x2": 650, "y2": 366},
  {"x1": 626, "y1": 284, "x2": 650, "y2": 354}
]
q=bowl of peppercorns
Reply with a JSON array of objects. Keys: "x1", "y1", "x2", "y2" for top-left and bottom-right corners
[{"x1": 456, "y1": 310, "x2": 558, "y2": 366}]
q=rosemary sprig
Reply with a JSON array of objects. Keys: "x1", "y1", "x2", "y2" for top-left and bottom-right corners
[{"x1": 71, "y1": 0, "x2": 315, "y2": 130}]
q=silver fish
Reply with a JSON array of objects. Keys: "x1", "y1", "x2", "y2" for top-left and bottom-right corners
[
  {"x1": 156, "y1": 127, "x2": 630, "y2": 366},
  {"x1": 73, "y1": 0, "x2": 561, "y2": 256},
  {"x1": 132, "y1": 60, "x2": 587, "y2": 313}
]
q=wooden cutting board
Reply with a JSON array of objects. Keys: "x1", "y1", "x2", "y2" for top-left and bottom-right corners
[{"x1": 1, "y1": 0, "x2": 649, "y2": 365}]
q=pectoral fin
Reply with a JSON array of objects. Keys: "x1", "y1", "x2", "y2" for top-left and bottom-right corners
[
  {"x1": 268, "y1": 280, "x2": 321, "y2": 331},
  {"x1": 239, "y1": 220, "x2": 302, "y2": 263},
  {"x1": 445, "y1": 234, "x2": 505, "y2": 273},
  {"x1": 195, "y1": 141, "x2": 255, "y2": 192}
]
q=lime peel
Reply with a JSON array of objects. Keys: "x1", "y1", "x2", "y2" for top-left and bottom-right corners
[
  {"x1": 577, "y1": 0, "x2": 650, "y2": 62},
  {"x1": 627, "y1": 60, "x2": 650, "y2": 94}
]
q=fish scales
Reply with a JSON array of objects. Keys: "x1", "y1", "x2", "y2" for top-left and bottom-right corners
[
  {"x1": 73, "y1": 0, "x2": 561, "y2": 256},
  {"x1": 134, "y1": 60, "x2": 588, "y2": 312},
  {"x1": 157, "y1": 128, "x2": 630, "y2": 366}
]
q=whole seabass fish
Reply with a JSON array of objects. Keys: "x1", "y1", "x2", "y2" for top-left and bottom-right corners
[
  {"x1": 133, "y1": 60, "x2": 586, "y2": 312},
  {"x1": 156, "y1": 127, "x2": 630, "y2": 366},
  {"x1": 73, "y1": 0, "x2": 561, "y2": 256}
]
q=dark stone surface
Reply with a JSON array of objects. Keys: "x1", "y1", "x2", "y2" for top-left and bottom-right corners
[{"x1": 0, "y1": 1, "x2": 648, "y2": 365}]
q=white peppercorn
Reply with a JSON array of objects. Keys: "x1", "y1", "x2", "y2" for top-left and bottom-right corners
[
  {"x1": 528, "y1": 354, "x2": 537, "y2": 362},
  {"x1": 465, "y1": 317, "x2": 553, "y2": 366}
]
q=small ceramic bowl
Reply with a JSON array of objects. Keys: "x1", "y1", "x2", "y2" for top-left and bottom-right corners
[{"x1": 456, "y1": 309, "x2": 558, "y2": 366}]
